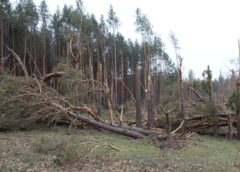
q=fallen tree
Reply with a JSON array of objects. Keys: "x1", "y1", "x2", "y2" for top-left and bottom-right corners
[
  {"x1": 0, "y1": 74, "x2": 168, "y2": 140},
  {"x1": 183, "y1": 113, "x2": 237, "y2": 137},
  {"x1": 52, "y1": 102, "x2": 145, "y2": 139}
]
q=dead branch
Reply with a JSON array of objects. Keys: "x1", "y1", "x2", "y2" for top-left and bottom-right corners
[
  {"x1": 187, "y1": 86, "x2": 205, "y2": 103},
  {"x1": 34, "y1": 75, "x2": 42, "y2": 94},
  {"x1": 120, "y1": 79, "x2": 136, "y2": 103},
  {"x1": 158, "y1": 104, "x2": 167, "y2": 115},
  {"x1": 42, "y1": 71, "x2": 65, "y2": 82},
  {"x1": 4, "y1": 44, "x2": 29, "y2": 77},
  {"x1": 102, "y1": 144, "x2": 124, "y2": 151},
  {"x1": 158, "y1": 105, "x2": 175, "y2": 134},
  {"x1": 103, "y1": 82, "x2": 121, "y2": 123},
  {"x1": 27, "y1": 48, "x2": 42, "y2": 76},
  {"x1": 168, "y1": 107, "x2": 176, "y2": 114},
  {"x1": 71, "y1": 106, "x2": 103, "y2": 122},
  {"x1": 171, "y1": 121, "x2": 185, "y2": 135}
]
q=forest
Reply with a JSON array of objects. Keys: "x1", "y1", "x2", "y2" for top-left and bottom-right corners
[{"x1": 1, "y1": 0, "x2": 240, "y2": 171}]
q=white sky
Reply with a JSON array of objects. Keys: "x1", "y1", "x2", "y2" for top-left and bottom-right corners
[{"x1": 12, "y1": 0, "x2": 240, "y2": 78}]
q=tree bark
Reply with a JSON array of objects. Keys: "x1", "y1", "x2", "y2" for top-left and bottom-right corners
[
  {"x1": 147, "y1": 75, "x2": 155, "y2": 129},
  {"x1": 42, "y1": 71, "x2": 65, "y2": 82},
  {"x1": 5, "y1": 44, "x2": 29, "y2": 77},
  {"x1": 0, "y1": 17, "x2": 3, "y2": 72},
  {"x1": 51, "y1": 102, "x2": 145, "y2": 139},
  {"x1": 227, "y1": 113, "x2": 232, "y2": 139},
  {"x1": 236, "y1": 80, "x2": 240, "y2": 139},
  {"x1": 135, "y1": 66, "x2": 142, "y2": 127}
]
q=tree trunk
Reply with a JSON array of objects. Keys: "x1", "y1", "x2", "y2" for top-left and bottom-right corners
[
  {"x1": 5, "y1": 44, "x2": 29, "y2": 77},
  {"x1": 51, "y1": 102, "x2": 145, "y2": 139},
  {"x1": 236, "y1": 80, "x2": 240, "y2": 139},
  {"x1": 135, "y1": 66, "x2": 142, "y2": 127},
  {"x1": 11, "y1": 23, "x2": 16, "y2": 75},
  {"x1": 43, "y1": 27, "x2": 46, "y2": 76},
  {"x1": 227, "y1": 113, "x2": 232, "y2": 139},
  {"x1": 97, "y1": 62, "x2": 103, "y2": 115},
  {"x1": 0, "y1": 17, "x2": 3, "y2": 72},
  {"x1": 179, "y1": 64, "x2": 185, "y2": 120},
  {"x1": 147, "y1": 75, "x2": 155, "y2": 129},
  {"x1": 113, "y1": 29, "x2": 118, "y2": 105},
  {"x1": 24, "y1": 29, "x2": 27, "y2": 73}
]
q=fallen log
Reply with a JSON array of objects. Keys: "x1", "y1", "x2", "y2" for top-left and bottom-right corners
[
  {"x1": 111, "y1": 123, "x2": 165, "y2": 136},
  {"x1": 185, "y1": 113, "x2": 235, "y2": 121},
  {"x1": 183, "y1": 113, "x2": 237, "y2": 137},
  {"x1": 51, "y1": 102, "x2": 146, "y2": 139}
]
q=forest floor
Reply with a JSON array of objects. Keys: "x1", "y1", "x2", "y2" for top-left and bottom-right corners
[{"x1": 0, "y1": 127, "x2": 240, "y2": 172}]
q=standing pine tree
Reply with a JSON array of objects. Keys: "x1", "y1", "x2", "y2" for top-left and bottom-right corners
[
  {"x1": 39, "y1": 0, "x2": 49, "y2": 76},
  {"x1": 0, "y1": 0, "x2": 11, "y2": 72},
  {"x1": 107, "y1": 5, "x2": 120, "y2": 105}
]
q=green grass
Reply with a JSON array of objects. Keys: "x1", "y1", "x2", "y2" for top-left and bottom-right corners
[
  {"x1": 0, "y1": 127, "x2": 240, "y2": 171},
  {"x1": 164, "y1": 136, "x2": 240, "y2": 172}
]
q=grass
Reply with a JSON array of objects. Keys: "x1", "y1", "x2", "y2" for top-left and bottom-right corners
[{"x1": 0, "y1": 127, "x2": 240, "y2": 171}]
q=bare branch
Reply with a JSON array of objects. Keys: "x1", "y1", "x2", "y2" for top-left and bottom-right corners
[
  {"x1": 171, "y1": 120, "x2": 185, "y2": 135},
  {"x1": 187, "y1": 86, "x2": 205, "y2": 103},
  {"x1": 4, "y1": 44, "x2": 29, "y2": 77},
  {"x1": 42, "y1": 71, "x2": 65, "y2": 82}
]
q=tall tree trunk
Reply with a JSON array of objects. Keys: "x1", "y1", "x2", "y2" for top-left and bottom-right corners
[
  {"x1": 43, "y1": 27, "x2": 46, "y2": 76},
  {"x1": 135, "y1": 66, "x2": 142, "y2": 127},
  {"x1": 113, "y1": 31, "x2": 118, "y2": 105},
  {"x1": 237, "y1": 39, "x2": 240, "y2": 139},
  {"x1": 11, "y1": 24, "x2": 16, "y2": 75},
  {"x1": 147, "y1": 75, "x2": 155, "y2": 129},
  {"x1": 237, "y1": 80, "x2": 240, "y2": 140},
  {"x1": 24, "y1": 29, "x2": 27, "y2": 73},
  {"x1": 120, "y1": 52, "x2": 124, "y2": 104},
  {"x1": 179, "y1": 60, "x2": 185, "y2": 121},
  {"x1": 0, "y1": 17, "x2": 3, "y2": 72},
  {"x1": 188, "y1": 78, "x2": 193, "y2": 108},
  {"x1": 97, "y1": 62, "x2": 103, "y2": 115},
  {"x1": 144, "y1": 42, "x2": 148, "y2": 94},
  {"x1": 33, "y1": 27, "x2": 37, "y2": 76}
]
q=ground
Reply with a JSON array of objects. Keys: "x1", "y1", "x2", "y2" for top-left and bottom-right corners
[{"x1": 0, "y1": 127, "x2": 240, "y2": 172}]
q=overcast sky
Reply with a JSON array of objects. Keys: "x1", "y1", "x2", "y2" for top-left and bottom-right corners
[{"x1": 12, "y1": 0, "x2": 240, "y2": 78}]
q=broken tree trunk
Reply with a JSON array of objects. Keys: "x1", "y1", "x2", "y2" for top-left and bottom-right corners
[
  {"x1": 5, "y1": 44, "x2": 29, "y2": 77},
  {"x1": 159, "y1": 105, "x2": 172, "y2": 134}
]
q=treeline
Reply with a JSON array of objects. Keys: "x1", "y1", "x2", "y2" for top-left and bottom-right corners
[
  {"x1": 0, "y1": 0, "x2": 237, "y2": 119},
  {"x1": 0, "y1": 0, "x2": 176, "y2": 101}
]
